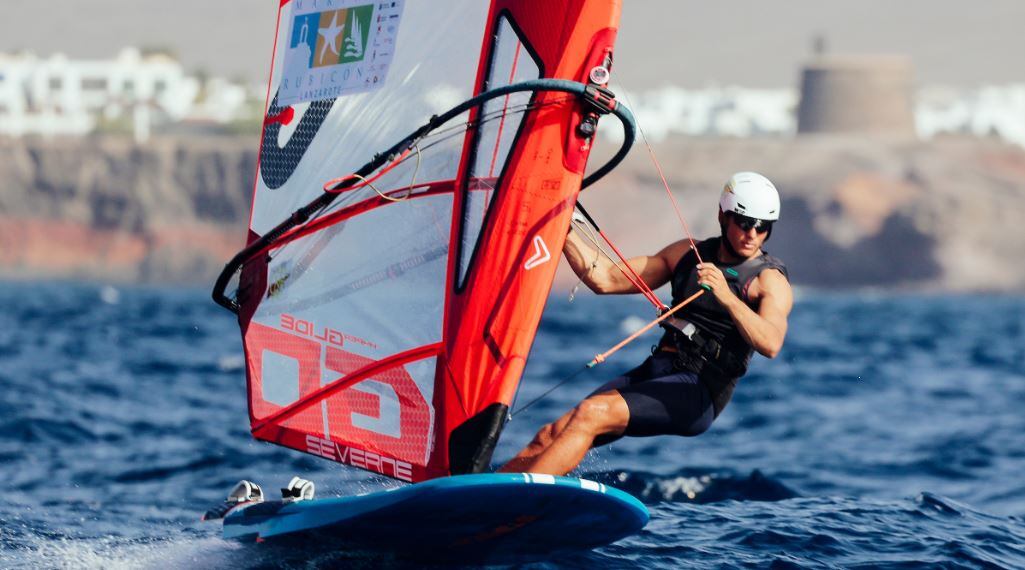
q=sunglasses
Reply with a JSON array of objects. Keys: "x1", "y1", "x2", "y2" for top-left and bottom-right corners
[{"x1": 728, "y1": 212, "x2": 773, "y2": 234}]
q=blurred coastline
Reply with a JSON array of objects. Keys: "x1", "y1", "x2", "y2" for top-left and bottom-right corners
[{"x1": 2, "y1": 130, "x2": 1024, "y2": 291}]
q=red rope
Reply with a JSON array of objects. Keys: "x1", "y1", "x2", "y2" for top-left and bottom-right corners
[
  {"x1": 617, "y1": 86, "x2": 705, "y2": 265},
  {"x1": 643, "y1": 143, "x2": 704, "y2": 265},
  {"x1": 592, "y1": 228, "x2": 666, "y2": 310},
  {"x1": 487, "y1": 42, "x2": 522, "y2": 178}
]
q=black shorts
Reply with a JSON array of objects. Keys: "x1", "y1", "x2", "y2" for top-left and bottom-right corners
[{"x1": 592, "y1": 352, "x2": 716, "y2": 438}]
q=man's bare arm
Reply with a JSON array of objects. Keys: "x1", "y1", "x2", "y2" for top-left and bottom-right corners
[
  {"x1": 563, "y1": 231, "x2": 689, "y2": 295},
  {"x1": 699, "y1": 265, "x2": 792, "y2": 358}
]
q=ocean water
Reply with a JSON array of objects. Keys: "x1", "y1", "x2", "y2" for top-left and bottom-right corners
[{"x1": 1, "y1": 281, "x2": 1024, "y2": 568}]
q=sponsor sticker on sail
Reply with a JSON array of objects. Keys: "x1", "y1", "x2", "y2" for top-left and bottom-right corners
[{"x1": 280, "y1": 0, "x2": 404, "y2": 105}]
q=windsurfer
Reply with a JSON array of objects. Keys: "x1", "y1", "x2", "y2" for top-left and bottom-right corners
[{"x1": 500, "y1": 172, "x2": 793, "y2": 476}]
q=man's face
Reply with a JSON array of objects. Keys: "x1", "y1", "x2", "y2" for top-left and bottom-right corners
[{"x1": 720, "y1": 211, "x2": 772, "y2": 258}]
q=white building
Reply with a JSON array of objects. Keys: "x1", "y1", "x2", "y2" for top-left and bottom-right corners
[
  {"x1": 187, "y1": 77, "x2": 256, "y2": 124},
  {"x1": 917, "y1": 84, "x2": 1025, "y2": 147},
  {"x1": 3, "y1": 47, "x2": 1024, "y2": 150},
  {"x1": 601, "y1": 84, "x2": 1025, "y2": 150},
  {"x1": 625, "y1": 86, "x2": 798, "y2": 140},
  {"x1": 0, "y1": 48, "x2": 200, "y2": 140}
]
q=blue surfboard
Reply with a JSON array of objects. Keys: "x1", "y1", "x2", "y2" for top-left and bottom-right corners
[{"x1": 219, "y1": 473, "x2": 649, "y2": 563}]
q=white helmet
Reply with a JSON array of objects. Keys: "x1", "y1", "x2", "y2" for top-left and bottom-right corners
[{"x1": 719, "y1": 171, "x2": 780, "y2": 221}]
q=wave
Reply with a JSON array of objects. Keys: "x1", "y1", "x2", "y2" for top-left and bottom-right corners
[
  {"x1": 585, "y1": 467, "x2": 799, "y2": 504},
  {"x1": 915, "y1": 491, "x2": 966, "y2": 517},
  {"x1": 0, "y1": 417, "x2": 96, "y2": 445},
  {"x1": 0, "y1": 530, "x2": 246, "y2": 570}
]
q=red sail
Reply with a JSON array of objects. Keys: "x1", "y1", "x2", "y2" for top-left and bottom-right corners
[{"x1": 234, "y1": 0, "x2": 623, "y2": 483}]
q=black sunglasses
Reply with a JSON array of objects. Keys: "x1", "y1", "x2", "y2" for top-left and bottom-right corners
[{"x1": 728, "y1": 212, "x2": 773, "y2": 234}]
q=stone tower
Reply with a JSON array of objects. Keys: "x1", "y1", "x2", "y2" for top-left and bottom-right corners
[{"x1": 796, "y1": 56, "x2": 915, "y2": 136}]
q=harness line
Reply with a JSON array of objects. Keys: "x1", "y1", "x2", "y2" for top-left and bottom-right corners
[
  {"x1": 568, "y1": 217, "x2": 606, "y2": 303},
  {"x1": 572, "y1": 203, "x2": 665, "y2": 310}
]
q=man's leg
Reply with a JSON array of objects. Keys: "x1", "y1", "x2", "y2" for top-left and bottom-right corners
[
  {"x1": 498, "y1": 409, "x2": 574, "y2": 473},
  {"x1": 500, "y1": 376, "x2": 633, "y2": 473},
  {"x1": 498, "y1": 390, "x2": 630, "y2": 475}
]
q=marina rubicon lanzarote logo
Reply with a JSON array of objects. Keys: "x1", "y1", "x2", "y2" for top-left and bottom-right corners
[{"x1": 279, "y1": 0, "x2": 403, "y2": 106}]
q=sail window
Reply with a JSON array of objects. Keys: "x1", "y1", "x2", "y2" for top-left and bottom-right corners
[
  {"x1": 457, "y1": 15, "x2": 542, "y2": 288},
  {"x1": 261, "y1": 351, "x2": 301, "y2": 406}
]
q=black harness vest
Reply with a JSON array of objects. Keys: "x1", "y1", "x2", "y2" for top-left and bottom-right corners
[{"x1": 658, "y1": 237, "x2": 788, "y2": 414}]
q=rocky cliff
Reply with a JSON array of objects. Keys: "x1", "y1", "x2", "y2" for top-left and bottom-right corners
[
  {"x1": 2, "y1": 134, "x2": 1024, "y2": 291},
  {"x1": 0, "y1": 136, "x2": 254, "y2": 283}
]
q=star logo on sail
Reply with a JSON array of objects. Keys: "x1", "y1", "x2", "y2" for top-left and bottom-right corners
[
  {"x1": 291, "y1": 5, "x2": 374, "y2": 69},
  {"x1": 316, "y1": 11, "x2": 345, "y2": 66}
]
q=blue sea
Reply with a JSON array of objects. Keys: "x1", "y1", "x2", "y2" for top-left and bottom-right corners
[{"x1": 2, "y1": 281, "x2": 1024, "y2": 568}]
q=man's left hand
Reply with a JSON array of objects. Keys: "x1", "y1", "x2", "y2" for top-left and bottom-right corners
[{"x1": 696, "y1": 263, "x2": 734, "y2": 304}]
